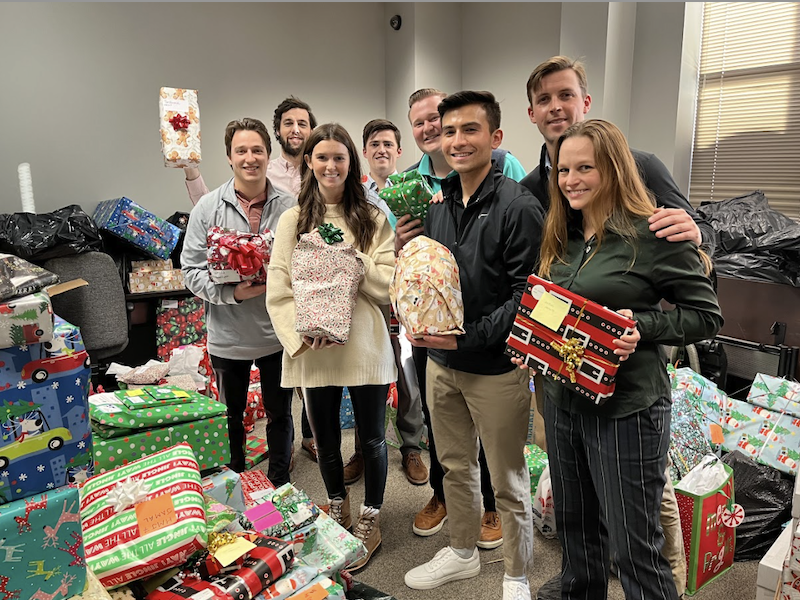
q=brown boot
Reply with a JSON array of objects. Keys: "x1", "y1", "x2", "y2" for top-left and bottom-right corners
[
  {"x1": 343, "y1": 451, "x2": 364, "y2": 485},
  {"x1": 402, "y1": 451, "x2": 429, "y2": 485},
  {"x1": 476, "y1": 510, "x2": 503, "y2": 549},
  {"x1": 348, "y1": 505, "x2": 381, "y2": 571},
  {"x1": 327, "y1": 491, "x2": 351, "y2": 530},
  {"x1": 412, "y1": 494, "x2": 447, "y2": 536}
]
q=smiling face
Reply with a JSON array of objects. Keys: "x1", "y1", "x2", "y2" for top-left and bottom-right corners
[
  {"x1": 228, "y1": 129, "x2": 269, "y2": 189},
  {"x1": 528, "y1": 68, "x2": 592, "y2": 147},
  {"x1": 277, "y1": 107, "x2": 312, "y2": 157},
  {"x1": 305, "y1": 139, "x2": 350, "y2": 201},
  {"x1": 363, "y1": 130, "x2": 402, "y2": 178},
  {"x1": 409, "y1": 94, "x2": 445, "y2": 155},
  {"x1": 440, "y1": 103, "x2": 502, "y2": 178},
  {"x1": 556, "y1": 135, "x2": 602, "y2": 214}
]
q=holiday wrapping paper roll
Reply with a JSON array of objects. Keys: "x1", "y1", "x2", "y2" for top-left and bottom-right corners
[
  {"x1": 390, "y1": 235, "x2": 465, "y2": 338},
  {"x1": 80, "y1": 443, "x2": 207, "y2": 588},
  {"x1": 207, "y1": 226, "x2": 273, "y2": 285},
  {"x1": 0, "y1": 291, "x2": 54, "y2": 349},
  {"x1": 159, "y1": 87, "x2": 201, "y2": 168},
  {"x1": 0, "y1": 485, "x2": 86, "y2": 600}
]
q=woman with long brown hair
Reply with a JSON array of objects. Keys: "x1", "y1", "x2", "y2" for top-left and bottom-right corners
[
  {"x1": 267, "y1": 123, "x2": 396, "y2": 570},
  {"x1": 516, "y1": 119, "x2": 721, "y2": 599}
]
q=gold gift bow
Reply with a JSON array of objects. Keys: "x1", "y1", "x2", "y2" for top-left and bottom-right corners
[{"x1": 208, "y1": 531, "x2": 239, "y2": 554}]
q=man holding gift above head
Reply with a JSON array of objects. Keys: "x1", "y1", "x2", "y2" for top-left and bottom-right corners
[
  {"x1": 403, "y1": 91, "x2": 544, "y2": 600},
  {"x1": 182, "y1": 117, "x2": 296, "y2": 481}
]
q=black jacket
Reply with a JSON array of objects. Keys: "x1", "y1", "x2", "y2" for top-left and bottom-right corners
[
  {"x1": 520, "y1": 143, "x2": 717, "y2": 255},
  {"x1": 424, "y1": 168, "x2": 545, "y2": 375}
]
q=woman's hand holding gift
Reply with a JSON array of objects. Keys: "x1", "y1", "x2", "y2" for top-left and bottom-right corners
[
  {"x1": 303, "y1": 336, "x2": 343, "y2": 350},
  {"x1": 613, "y1": 309, "x2": 640, "y2": 362}
]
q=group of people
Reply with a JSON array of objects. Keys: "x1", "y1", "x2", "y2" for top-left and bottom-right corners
[{"x1": 179, "y1": 55, "x2": 723, "y2": 600}]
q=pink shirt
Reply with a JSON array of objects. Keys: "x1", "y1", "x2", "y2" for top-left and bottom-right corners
[{"x1": 184, "y1": 177, "x2": 267, "y2": 234}]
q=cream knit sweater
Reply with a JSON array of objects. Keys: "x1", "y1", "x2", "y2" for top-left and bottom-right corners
[{"x1": 266, "y1": 203, "x2": 397, "y2": 388}]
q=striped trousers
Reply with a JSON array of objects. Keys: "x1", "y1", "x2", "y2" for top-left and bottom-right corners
[{"x1": 544, "y1": 396, "x2": 679, "y2": 600}]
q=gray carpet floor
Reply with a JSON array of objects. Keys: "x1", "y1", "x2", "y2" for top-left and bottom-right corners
[{"x1": 252, "y1": 402, "x2": 761, "y2": 600}]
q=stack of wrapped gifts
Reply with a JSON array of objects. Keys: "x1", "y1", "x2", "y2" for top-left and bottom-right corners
[{"x1": 128, "y1": 259, "x2": 185, "y2": 294}]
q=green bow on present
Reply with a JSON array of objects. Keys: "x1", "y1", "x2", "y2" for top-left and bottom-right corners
[{"x1": 318, "y1": 223, "x2": 344, "y2": 244}]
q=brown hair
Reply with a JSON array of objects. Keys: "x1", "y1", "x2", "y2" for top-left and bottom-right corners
[
  {"x1": 297, "y1": 123, "x2": 378, "y2": 252},
  {"x1": 438, "y1": 90, "x2": 501, "y2": 132},
  {"x1": 362, "y1": 119, "x2": 401, "y2": 148},
  {"x1": 224, "y1": 118, "x2": 271, "y2": 157},
  {"x1": 526, "y1": 56, "x2": 588, "y2": 106},
  {"x1": 272, "y1": 96, "x2": 317, "y2": 138}
]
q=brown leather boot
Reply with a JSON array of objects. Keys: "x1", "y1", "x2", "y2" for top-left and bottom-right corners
[
  {"x1": 476, "y1": 510, "x2": 503, "y2": 549},
  {"x1": 402, "y1": 451, "x2": 429, "y2": 485},
  {"x1": 412, "y1": 494, "x2": 447, "y2": 536},
  {"x1": 343, "y1": 451, "x2": 364, "y2": 485},
  {"x1": 327, "y1": 491, "x2": 351, "y2": 530},
  {"x1": 348, "y1": 505, "x2": 381, "y2": 571}
]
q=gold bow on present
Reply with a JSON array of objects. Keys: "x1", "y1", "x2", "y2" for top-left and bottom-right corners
[{"x1": 550, "y1": 337, "x2": 585, "y2": 383}]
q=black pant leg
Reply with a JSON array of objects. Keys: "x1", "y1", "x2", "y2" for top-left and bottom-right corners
[
  {"x1": 349, "y1": 384, "x2": 389, "y2": 508},
  {"x1": 413, "y1": 344, "x2": 445, "y2": 500},
  {"x1": 255, "y1": 352, "x2": 293, "y2": 487},
  {"x1": 479, "y1": 442, "x2": 497, "y2": 512},
  {"x1": 210, "y1": 354, "x2": 252, "y2": 473},
  {"x1": 304, "y1": 386, "x2": 346, "y2": 500}
]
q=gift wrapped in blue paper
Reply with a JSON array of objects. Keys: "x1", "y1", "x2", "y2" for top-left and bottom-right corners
[{"x1": 93, "y1": 197, "x2": 181, "y2": 260}]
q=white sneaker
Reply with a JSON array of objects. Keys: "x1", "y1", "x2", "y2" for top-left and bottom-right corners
[
  {"x1": 503, "y1": 579, "x2": 532, "y2": 600},
  {"x1": 404, "y1": 546, "x2": 481, "y2": 590}
]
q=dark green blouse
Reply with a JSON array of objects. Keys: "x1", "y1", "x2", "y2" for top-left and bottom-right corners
[{"x1": 544, "y1": 218, "x2": 723, "y2": 418}]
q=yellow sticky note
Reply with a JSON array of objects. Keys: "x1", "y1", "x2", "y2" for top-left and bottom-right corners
[
  {"x1": 173, "y1": 390, "x2": 189, "y2": 398},
  {"x1": 213, "y1": 537, "x2": 257, "y2": 567},
  {"x1": 126, "y1": 389, "x2": 145, "y2": 396},
  {"x1": 530, "y1": 291, "x2": 570, "y2": 332}
]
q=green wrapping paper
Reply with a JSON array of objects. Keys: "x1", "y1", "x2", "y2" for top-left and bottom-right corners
[
  {"x1": 378, "y1": 170, "x2": 433, "y2": 224},
  {"x1": 524, "y1": 444, "x2": 548, "y2": 501},
  {"x1": 296, "y1": 511, "x2": 367, "y2": 576}
]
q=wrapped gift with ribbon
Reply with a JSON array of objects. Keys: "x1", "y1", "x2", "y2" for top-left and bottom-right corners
[
  {"x1": 207, "y1": 226, "x2": 273, "y2": 284},
  {"x1": 378, "y1": 169, "x2": 433, "y2": 224},
  {"x1": 159, "y1": 87, "x2": 201, "y2": 168},
  {"x1": 505, "y1": 274, "x2": 636, "y2": 406},
  {"x1": 291, "y1": 224, "x2": 364, "y2": 344},
  {"x1": 390, "y1": 235, "x2": 465, "y2": 338}
]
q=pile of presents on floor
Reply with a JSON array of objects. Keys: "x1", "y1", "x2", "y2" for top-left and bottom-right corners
[
  {"x1": 0, "y1": 257, "x2": 375, "y2": 600},
  {"x1": 523, "y1": 364, "x2": 800, "y2": 597}
]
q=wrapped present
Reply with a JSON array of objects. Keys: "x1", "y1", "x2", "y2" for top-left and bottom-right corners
[
  {"x1": 240, "y1": 470, "x2": 276, "y2": 510},
  {"x1": 532, "y1": 465, "x2": 556, "y2": 539},
  {"x1": 748, "y1": 373, "x2": 800, "y2": 419},
  {"x1": 159, "y1": 87, "x2": 201, "y2": 168},
  {"x1": 505, "y1": 275, "x2": 636, "y2": 406},
  {"x1": 390, "y1": 235, "x2": 465, "y2": 338},
  {"x1": 780, "y1": 519, "x2": 800, "y2": 600},
  {"x1": 93, "y1": 198, "x2": 181, "y2": 260},
  {"x1": 0, "y1": 486, "x2": 86, "y2": 600},
  {"x1": 245, "y1": 382, "x2": 265, "y2": 434},
  {"x1": 295, "y1": 511, "x2": 367, "y2": 576},
  {"x1": 340, "y1": 387, "x2": 354, "y2": 429},
  {"x1": 675, "y1": 457, "x2": 737, "y2": 594},
  {"x1": 202, "y1": 466, "x2": 246, "y2": 514},
  {"x1": 246, "y1": 434, "x2": 269, "y2": 470},
  {"x1": 289, "y1": 575, "x2": 346, "y2": 600},
  {"x1": 384, "y1": 383, "x2": 402, "y2": 448},
  {"x1": 0, "y1": 253, "x2": 59, "y2": 301},
  {"x1": 242, "y1": 483, "x2": 318, "y2": 539},
  {"x1": 208, "y1": 226, "x2": 273, "y2": 285},
  {"x1": 155, "y1": 299, "x2": 207, "y2": 361},
  {"x1": 80, "y1": 443, "x2": 207, "y2": 588},
  {"x1": 524, "y1": 444, "x2": 548, "y2": 502},
  {"x1": 88, "y1": 388, "x2": 229, "y2": 473},
  {"x1": 254, "y1": 564, "x2": 318, "y2": 600},
  {"x1": 131, "y1": 259, "x2": 173, "y2": 272},
  {"x1": 114, "y1": 386, "x2": 195, "y2": 410},
  {"x1": 378, "y1": 170, "x2": 433, "y2": 224},
  {"x1": 291, "y1": 225, "x2": 364, "y2": 344},
  {"x1": 204, "y1": 494, "x2": 241, "y2": 534},
  {"x1": 0, "y1": 290, "x2": 54, "y2": 349},
  {"x1": 128, "y1": 269, "x2": 185, "y2": 294},
  {"x1": 0, "y1": 316, "x2": 92, "y2": 504},
  {"x1": 669, "y1": 388, "x2": 714, "y2": 482}
]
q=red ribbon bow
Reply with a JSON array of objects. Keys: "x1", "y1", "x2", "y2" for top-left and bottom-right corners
[
  {"x1": 222, "y1": 237, "x2": 265, "y2": 277},
  {"x1": 169, "y1": 113, "x2": 191, "y2": 131}
]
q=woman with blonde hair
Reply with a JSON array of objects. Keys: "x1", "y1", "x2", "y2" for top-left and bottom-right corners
[
  {"x1": 516, "y1": 119, "x2": 721, "y2": 599},
  {"x1": 267, "y1": 123, "x2": 396, "y2": 570}
]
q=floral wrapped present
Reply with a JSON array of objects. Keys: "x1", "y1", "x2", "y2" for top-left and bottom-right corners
[
  {"x1": 524, "y1": 444, "x2": 548, "y2": 502},
  {"x1": 0, "y1": 253, "x2": 59, "y2": 301},
  {"x1": 0, "y1": 290, "x2": 54, "y2": 349},
  {"x1": 748, "y1": 373, "x2": 800, "y2": 419},
  {"x1": 669, "y1": 388, "x2": 714, "y2": 482},
  {"x1": 378, "y1": 170, "x2": 433, "y2": 224},
  {"x1": 80, "y1": 443, "x2": 207, "y2": 588},
  {"x1": 202, "y1": 466, "x2": 246, "y2": 514},
  {"x1": 242, "y1": 482, "x2": 319, "y2": 539},
  {"x1": 207, "y1": 226, "x2": 273, "y2": 285},
  {"x1": 291, "y1": 225, "x2": 364, "y2": 344},
  {"x1": 505, "y1": 275, "x2": 636, "y2": 406},
  {"x1": 295, "y1": 511, "x2": 367, "y2": 576},
  {"x1": 0, "y1": 486, "x2": 87, "y2": 600},
  {"x1": 240, "y1": 469, "x2": 276, "y2": 509},
  {"x1": 390, "y1": 235, "x2": 465, "y2": 338},
  {"x1": 155, "y1": 298, "x2": 207, "y2": 360},
  {"x1": 0, "y1": 316, "x2": 92, "y2": 504},
  {"x1": 159, "y1": 87, "x2": 201, "y2": 168},
  {"x1": 93, "y1": 198, "x2": 181, "y2": 260}
]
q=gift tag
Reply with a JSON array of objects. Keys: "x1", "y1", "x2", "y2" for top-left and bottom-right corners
[
  {"x1": 290, "y1": 505, "x2": 313, "y2": 525},
  {"x1": 214, "y1": 537, "x2": 257, "y2": 567},
  {"x1": 136, "y1": 494, "x2": 177, "y2": 536},
  {"x1": 531, "y1": 292, "x2": 570, "y2": 332},
  {"x1": 709, "y1": 423, "x2": 725, "y2": 445},
  {"x1": 721, "y1": 503, "x2": 745, "y2": 528},
  {"x1": 288, "y1": 582, "x2": 329, "y2": 600}
]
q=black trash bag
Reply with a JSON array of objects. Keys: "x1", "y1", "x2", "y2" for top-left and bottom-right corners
[
  {"x1": 714, "y1": 251, "x2": 800, "y2": 287},
  {"x1": 0, "y1": 253, "x2": 60, "y2": 301},
  {"x1": 721, "y1": 450, "x2": 793, "y2": 561},
  {"x1": 166, "y1": 211, "x2": 190, "y2": 268},
  {"x1": 0, "y1": 204, "x2": 103, "y2": 263}
]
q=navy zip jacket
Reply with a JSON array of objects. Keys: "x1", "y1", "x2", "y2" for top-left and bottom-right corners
[{"x1": 424, "y1": 165, "x2": 545, "y2": 375}]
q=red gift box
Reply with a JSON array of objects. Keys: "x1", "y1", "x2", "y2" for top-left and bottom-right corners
[
  {"x1": 240, "y1": 470, "x2": 276, "y2": 509},
  {"x1": 207, "y1": 226, "x2": 273, "y2": 285},
  {"x1": 505, "y1": 274, "x2": 636, "y2": 406}
]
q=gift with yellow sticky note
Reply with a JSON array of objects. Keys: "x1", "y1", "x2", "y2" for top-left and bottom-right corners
[{"x1": 505, "y1": 274, "x2": 636, "y2": 406}]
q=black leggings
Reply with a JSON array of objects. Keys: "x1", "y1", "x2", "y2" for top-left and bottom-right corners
[{"x1": 304, "y1": 384, "x2": 388, "y2": 508}]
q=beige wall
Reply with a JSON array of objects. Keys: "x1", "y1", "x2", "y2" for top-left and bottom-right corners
[{"x1": 0, "y1": 2, "x2": 699, "y2": 217}]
